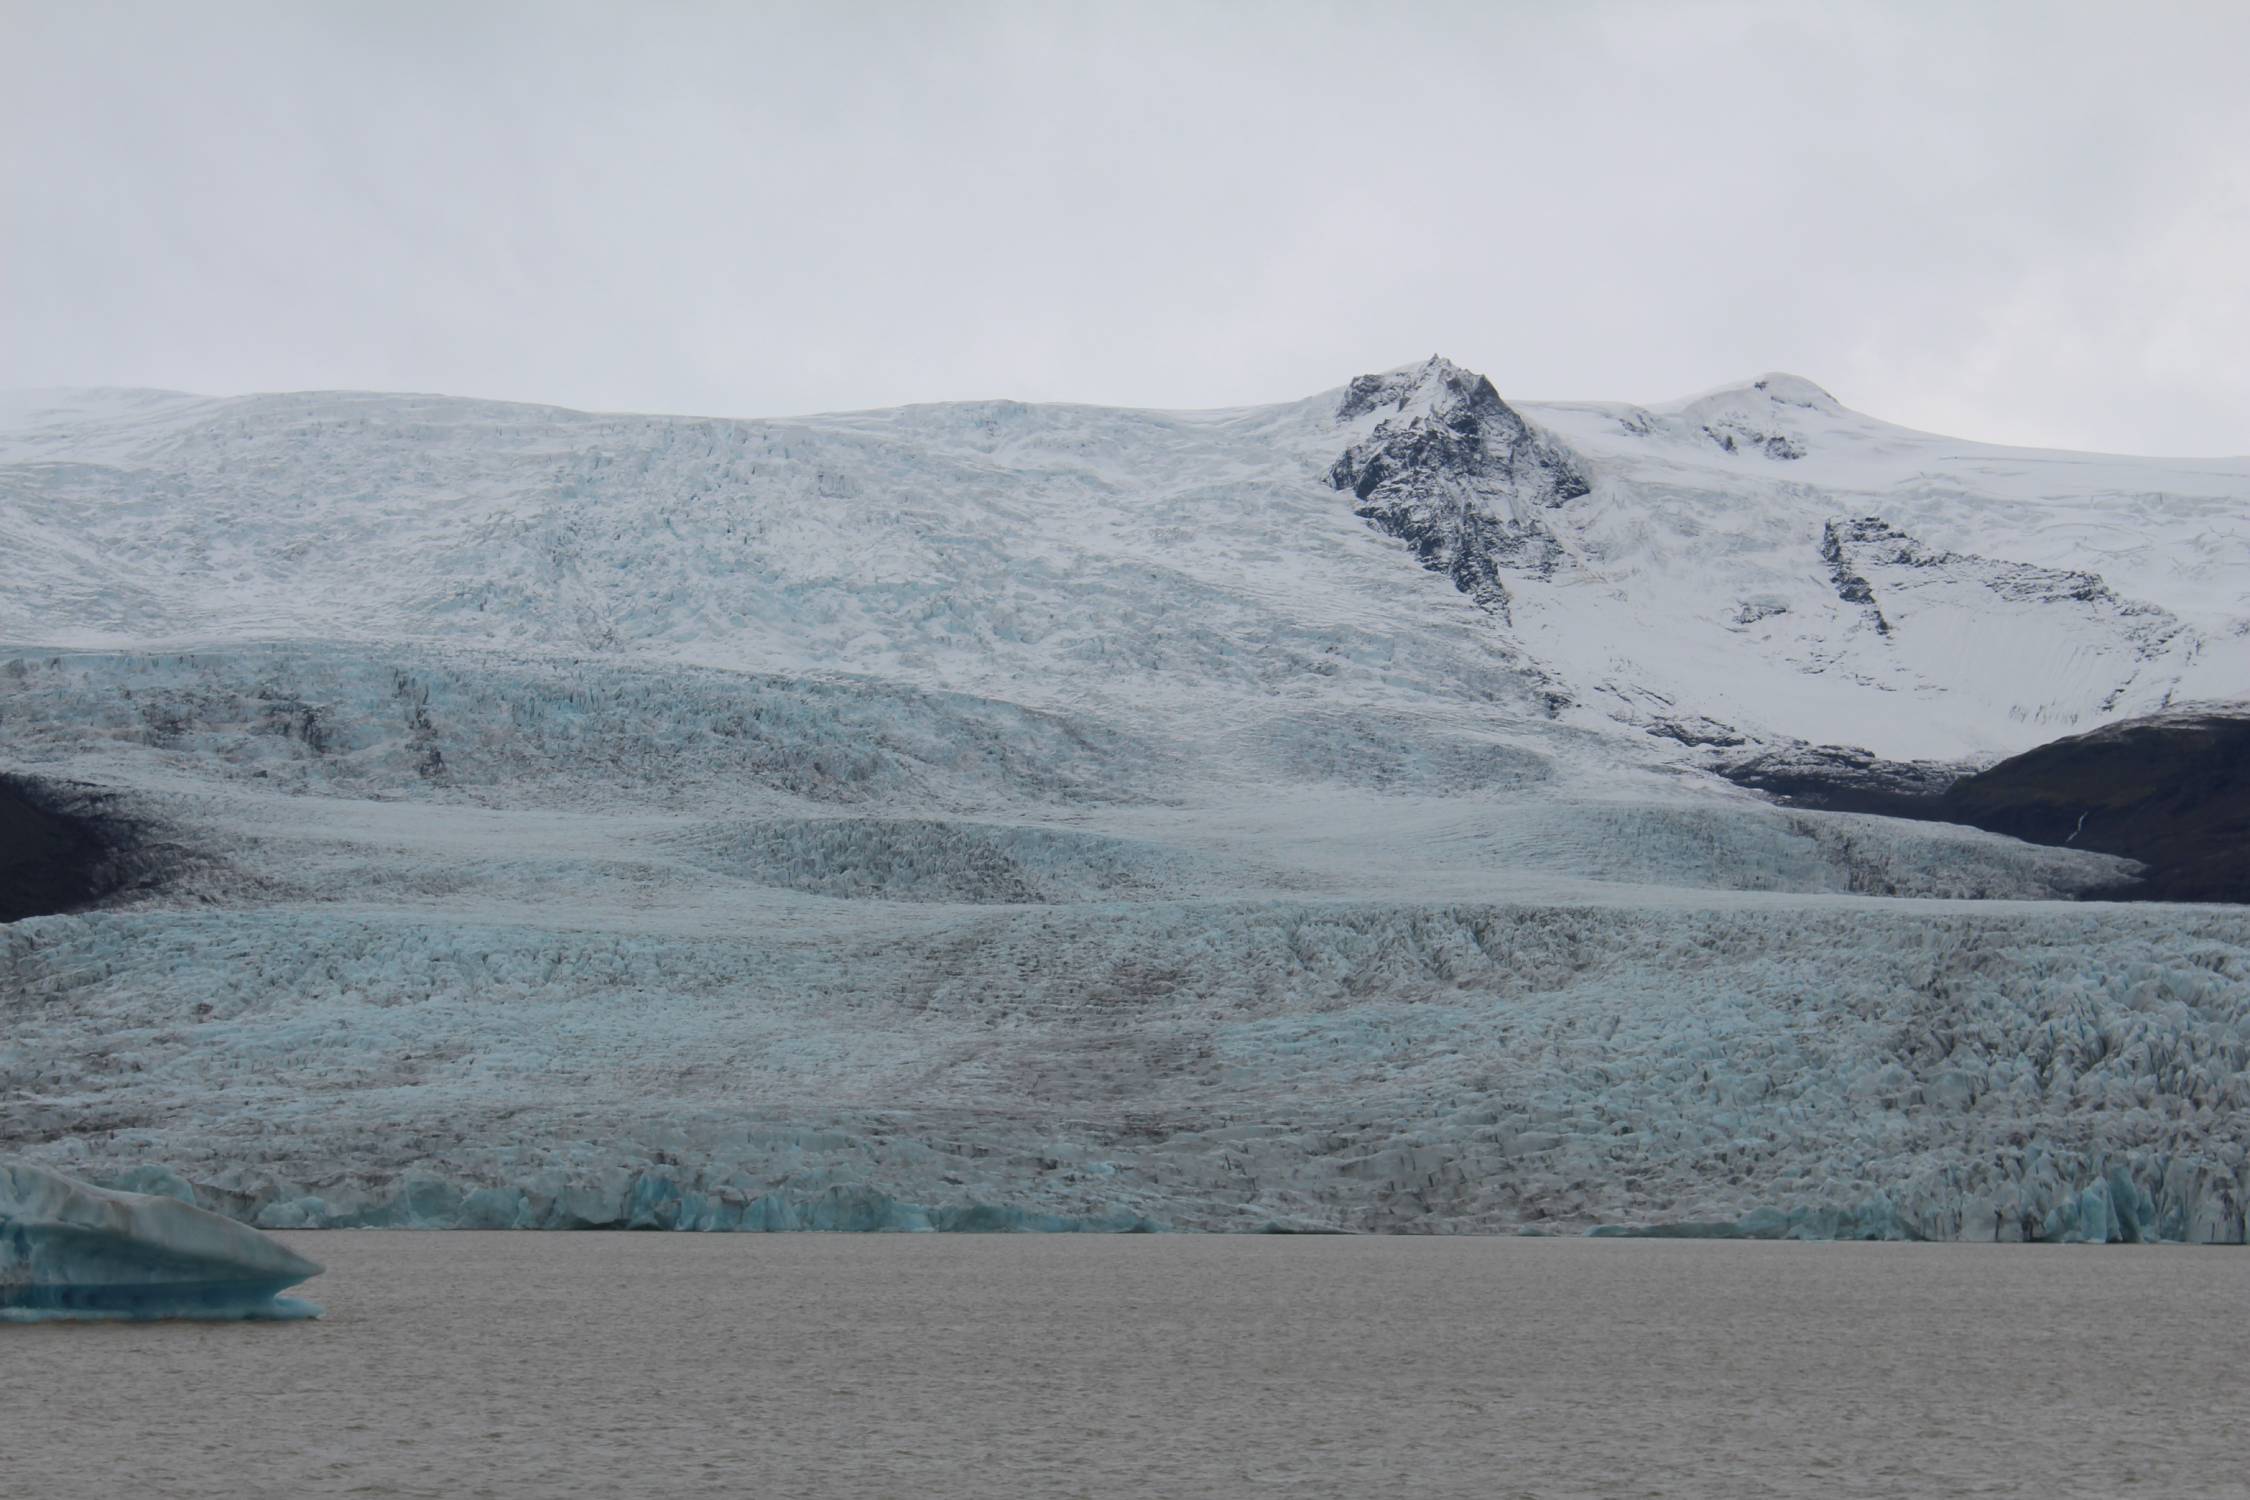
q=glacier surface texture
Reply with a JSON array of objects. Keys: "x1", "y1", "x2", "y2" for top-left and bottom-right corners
[{"x1": 1, "y1": 361, "x2": 2246, "y2": 1238}]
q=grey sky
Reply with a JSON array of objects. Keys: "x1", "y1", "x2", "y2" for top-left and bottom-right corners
[{"x1": 5, "y1": 1, "x2": 2245, "y2": 454}]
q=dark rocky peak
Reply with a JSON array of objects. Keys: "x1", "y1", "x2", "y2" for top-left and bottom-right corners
[
  {"x1": 1326, "y1": 358, "x2": 1592, "y2": 624},
  {"x1": 1330, "y1": 357, "x2": 1586, "y2": 505}
]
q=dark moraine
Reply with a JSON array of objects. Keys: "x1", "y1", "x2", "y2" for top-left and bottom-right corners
[
  {"x1": 0, "y1": 774, "x2": 172, "y2": 923},
  {"x1": 1719, "y1": 741, "x2": 1965, "y2": 820}
]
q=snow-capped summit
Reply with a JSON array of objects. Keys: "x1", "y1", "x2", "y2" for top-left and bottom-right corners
[
  {"x1": 1744, "y1": 371, "x2": 1841, "y2": 408},
  {"x1": 1569, "y1": 370, "x2": 1864, "y2": 464},
  {"x1": 1327, "y1": 354, "x2": 1516, "y2": 432},
  {"x1": 1663, "y1": 371, "x2": 1849, "y2": 459},
  {"x1": 1678, "y1": 371, "x2": 1846, "y2": 415}
]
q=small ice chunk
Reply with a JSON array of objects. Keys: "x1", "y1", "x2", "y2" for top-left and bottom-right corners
[{"x1": 1, "y1": 1160, "x2": 323, "y2": 1321}]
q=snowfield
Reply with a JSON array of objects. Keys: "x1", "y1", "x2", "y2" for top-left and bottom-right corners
[{"x1": 2, "y1": 360, "x2": 2245, "y2": 1238}]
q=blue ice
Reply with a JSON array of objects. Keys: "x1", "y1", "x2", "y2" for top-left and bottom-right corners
[{"x1": 0, "y1": 1160, "x2": 323, "y2": 1322}]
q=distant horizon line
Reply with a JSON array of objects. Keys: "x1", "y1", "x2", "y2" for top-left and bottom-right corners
[{"x1": 5, "y1": 372, "x2": 2247, "y2": 462}]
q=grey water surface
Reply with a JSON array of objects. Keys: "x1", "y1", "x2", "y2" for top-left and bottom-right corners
[{"x1": 7, "y1": 1233, "x2": 2244, "y2": 1498}]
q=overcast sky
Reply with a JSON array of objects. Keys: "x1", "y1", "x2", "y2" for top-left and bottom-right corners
[{"x1": 5, "y1": 1, "x2": 2245, "y2": 453}]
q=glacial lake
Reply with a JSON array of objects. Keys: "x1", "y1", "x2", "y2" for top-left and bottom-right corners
[{"x1": 8, "y1": 1233, "x2": 2245, "y2": 1498}]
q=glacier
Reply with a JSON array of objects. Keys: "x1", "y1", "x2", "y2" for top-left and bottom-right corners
[
  {"x1": 0, "y1": 1158, "x2": 322, "y2": 1319},
  {"x1": 1, "y1": 359, "x2": 2246, "y2": 1240},
  {"x1": 9, "y1": 897, "x2": 2246, "y2": 1241}
]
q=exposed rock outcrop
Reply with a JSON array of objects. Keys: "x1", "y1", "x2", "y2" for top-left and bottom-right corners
[{"x1": 1329, "y1": 357, "x2": 1590, "y2": 622}]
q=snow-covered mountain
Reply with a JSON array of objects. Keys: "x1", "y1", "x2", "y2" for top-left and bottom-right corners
[
  {"x1": 5, "y1": 361, "x2": 2241, "y2": 760},
  {"x1": 3, "y1": 361, "x2": 2246, "y2": 1240}
]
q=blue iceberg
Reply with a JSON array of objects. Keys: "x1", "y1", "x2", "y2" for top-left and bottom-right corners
[{"x1": 1, "y1": 1160, "x2": 323, "y2": 1321}]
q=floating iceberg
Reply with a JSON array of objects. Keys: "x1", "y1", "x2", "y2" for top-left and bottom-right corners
[{"x1": 0, "y1": 1160, "x2": 322, "y2": 1321}]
